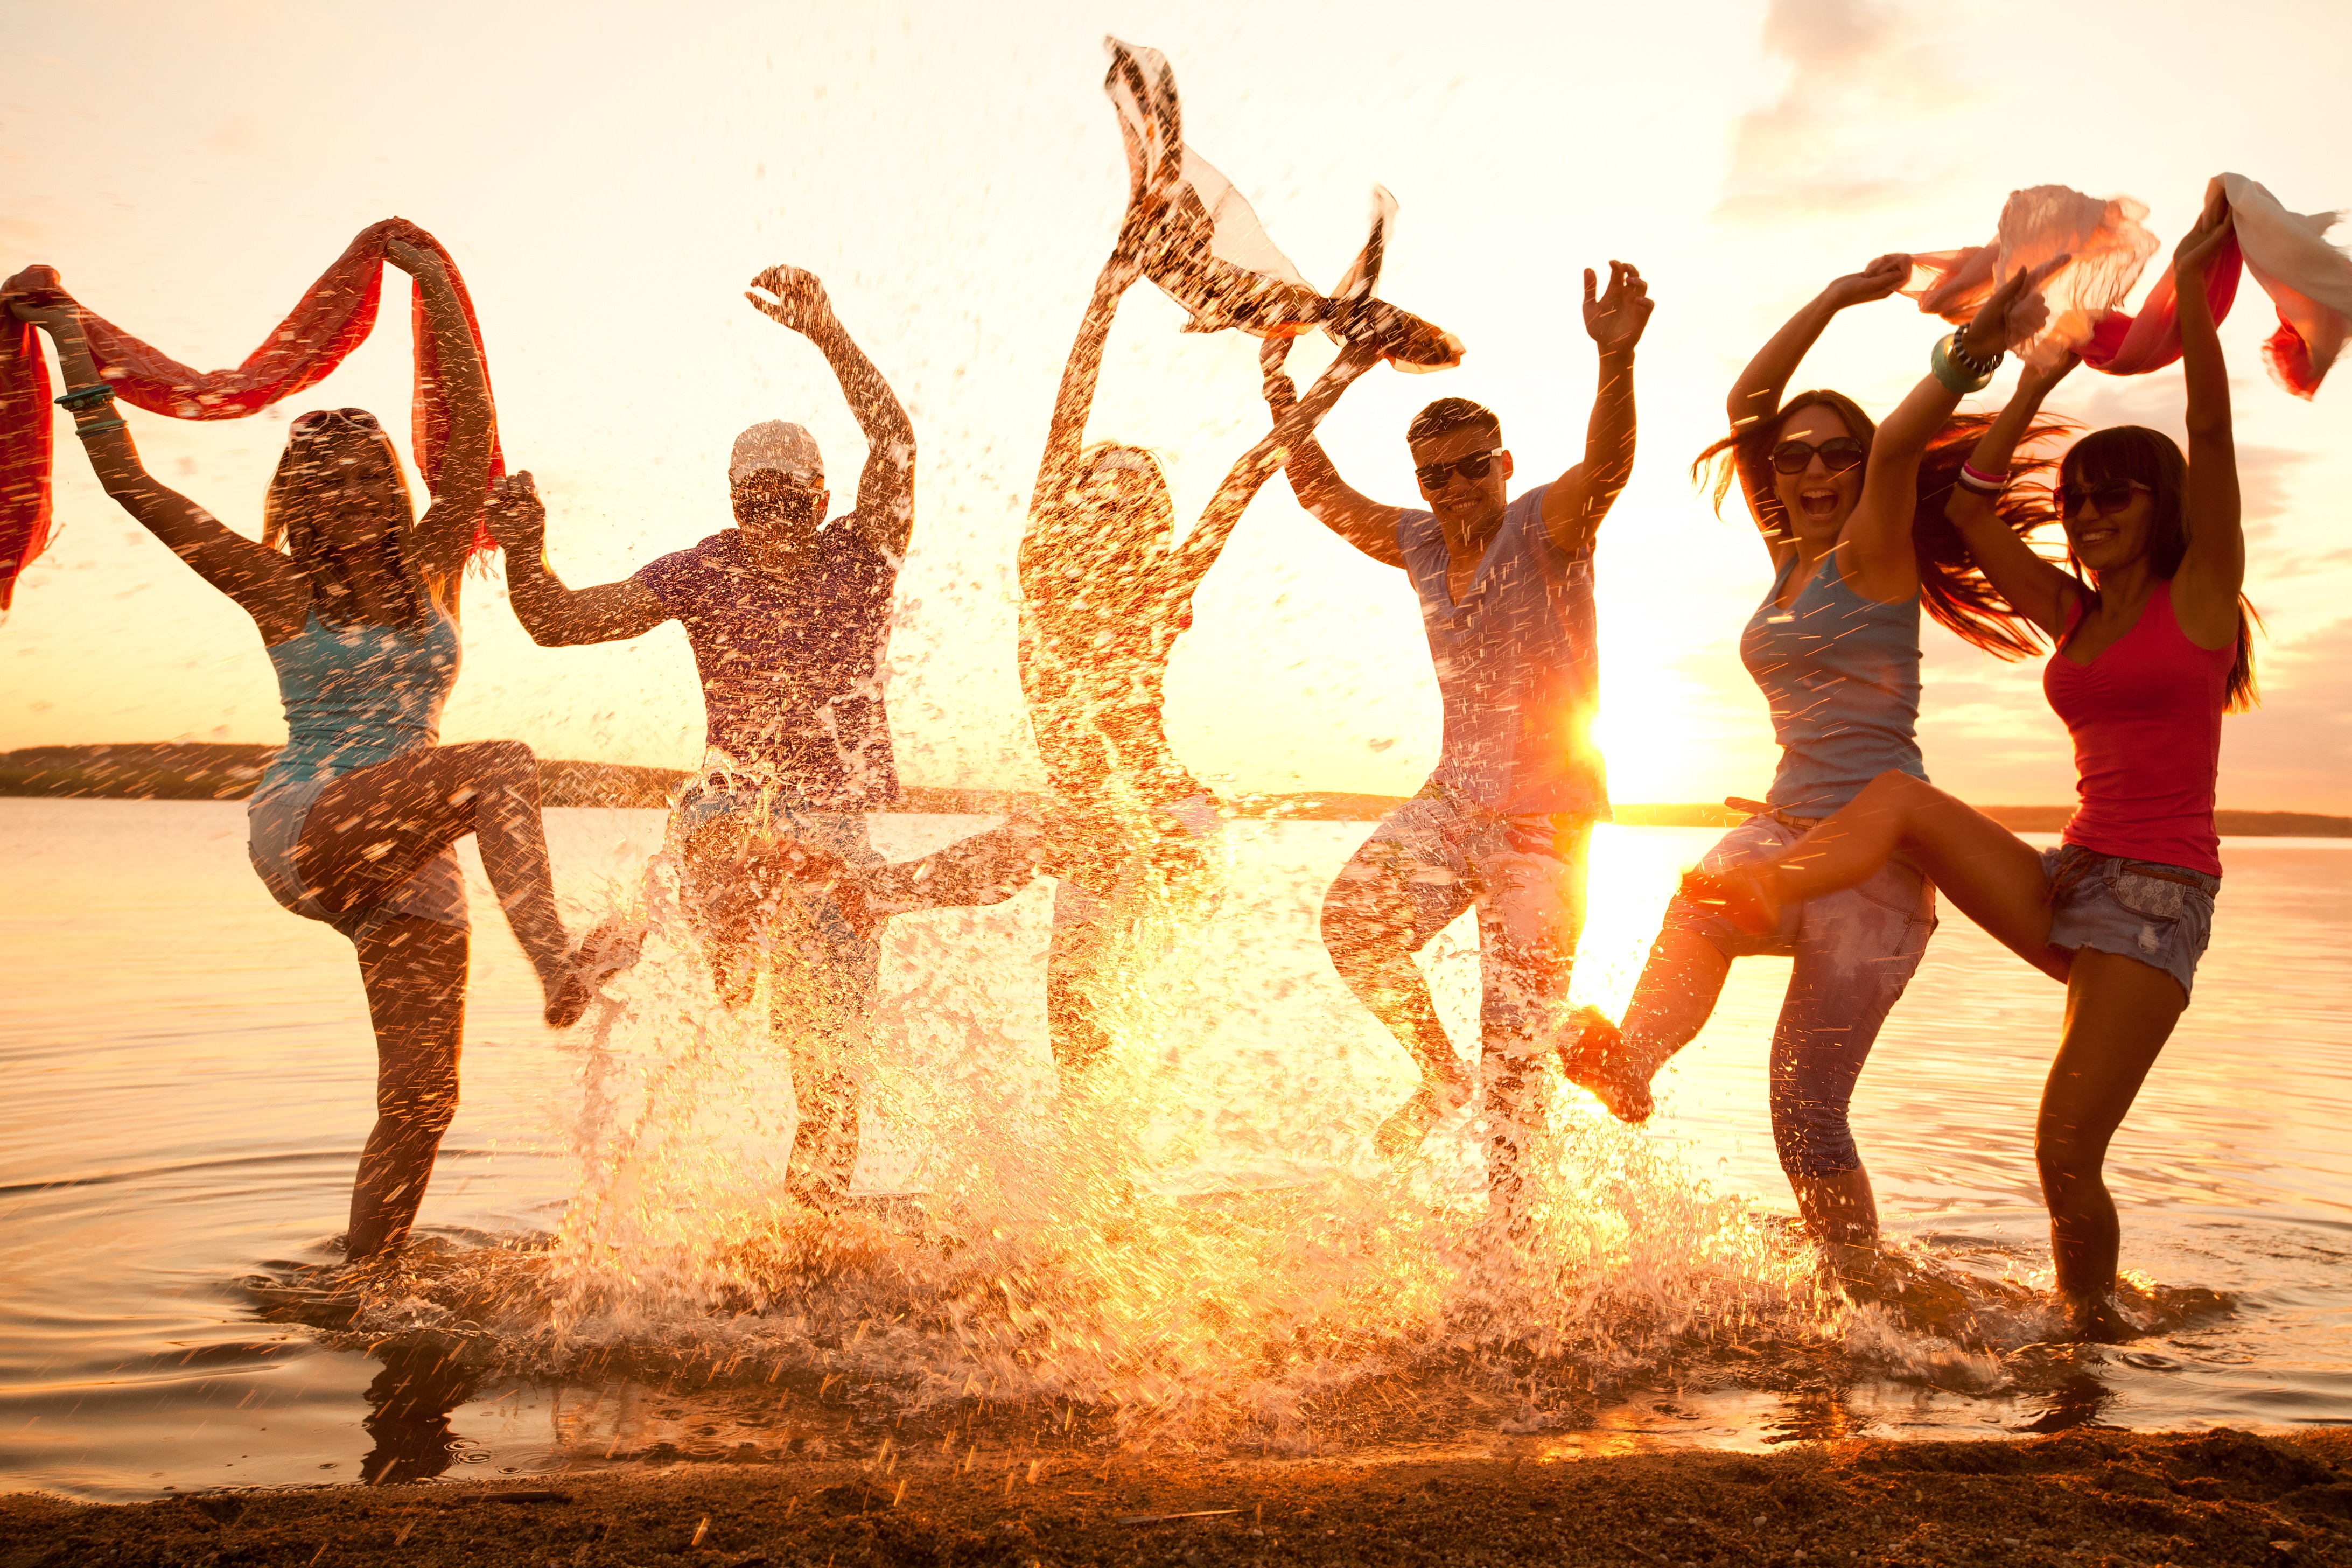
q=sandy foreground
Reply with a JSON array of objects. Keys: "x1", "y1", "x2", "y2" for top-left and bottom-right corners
[{"x1": 5, "y1": 1427, "x2": 2350, "y2": 1566}]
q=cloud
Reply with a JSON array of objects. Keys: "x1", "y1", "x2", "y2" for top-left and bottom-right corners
[{"x1": 1717, "y1": 0, "x2": 1969, "y2": 221}]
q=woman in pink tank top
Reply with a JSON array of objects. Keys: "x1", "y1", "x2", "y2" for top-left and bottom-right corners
[{"x1": 1684, "y1": 192, "x2": 2262, "y2": 1342}]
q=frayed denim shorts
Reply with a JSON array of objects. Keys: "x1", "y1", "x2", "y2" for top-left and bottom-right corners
[{"x1": 2042, "y1": 843, "x2": 2219, "y2": 1001}]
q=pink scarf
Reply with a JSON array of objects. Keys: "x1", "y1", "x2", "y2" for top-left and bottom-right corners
[
  {"x1": 1901, "y1": 176, "x2": 2351, "y2": 398},
  {"x1": 1, "y1": 218, "x2": 503, "y2": 610}
]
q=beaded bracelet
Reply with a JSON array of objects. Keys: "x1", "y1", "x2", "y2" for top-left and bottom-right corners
[
  {"x1": 54, "y1": 382, "x2": 116, "y2": 412},
  {"x1": 1930, "y1": 334, "x2": 1994, "y2": 395},
  {"x1": 1947, "y1": 331, "x2": 2004, "y2": 379},
  {"x1": 74, "y1": 417, "x2": 128, "y2": 437}
]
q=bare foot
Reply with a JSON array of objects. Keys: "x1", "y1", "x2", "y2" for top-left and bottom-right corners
[
  {"x1": 1678, "y1": 865, "x2": 1781, "y2": 937},
  {"x1": 2068, "y1": 1291, "x2": 2143, "y2": 1344},
  {"x1": 1374, "y1": 1064, "x2": 1472, "y2": 1161},
  {"x1": 1556, "y1": 1004, "x2": 1653, "y2": 1123},
  {"x1": 545, "y1": 916, "x2": 646, "y2": 1028}
]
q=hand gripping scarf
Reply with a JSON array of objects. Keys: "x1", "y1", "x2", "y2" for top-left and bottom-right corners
[
  {"x1": 0, "y1": 217, "x2": 505, "y2": 611},
  {"x1": 1900, "y1": 175, "x2": 2352, "y2": 398},
  {"x1": 1103, "y1": 38, "x2": 1463, "y2": 372}
]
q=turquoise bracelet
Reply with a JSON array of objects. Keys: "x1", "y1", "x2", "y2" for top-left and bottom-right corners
[
  {"x1": 1930, "y1": 334, "x2": 1994, "y2": 395},
  {"x1": 54, "y1": 382, "x2": 116, "y2": 412},
  {"x1": 74, "y1": 417, "x2": 128, "y2": 437}
]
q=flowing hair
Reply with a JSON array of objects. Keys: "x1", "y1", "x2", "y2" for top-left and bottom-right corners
[
  {"x1": 1693, "y1": 390, "x2": 2069, "y2": 660},
  {"x1": 2058, "y1": 425, "x2": 2261, "y2": 712},
  {"x1": 261, "y1": 420, "x2": 430, "y2": 633}
]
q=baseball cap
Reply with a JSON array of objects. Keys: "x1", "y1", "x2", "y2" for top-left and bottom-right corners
[{"x1": 729, "y1": 421, "x2": 824, "y2": 486}]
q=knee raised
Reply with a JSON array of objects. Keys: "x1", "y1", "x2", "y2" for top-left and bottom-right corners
[{"x1": 482, "y1": 739, "x2": 538, "y2": 783}]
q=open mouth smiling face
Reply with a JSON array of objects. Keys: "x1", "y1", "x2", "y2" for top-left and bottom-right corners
[{"x1": 1768, "y1": 406, "x2": 1863, "y2": 538}]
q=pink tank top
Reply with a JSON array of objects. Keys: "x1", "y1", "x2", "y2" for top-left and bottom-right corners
[{"x1": 2042, "y1": 579, "x2": 2234, "y2": 876}]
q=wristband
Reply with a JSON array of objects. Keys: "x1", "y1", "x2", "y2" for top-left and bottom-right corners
[
  {"x1": 54, "y1": 383, "x2": 116, "y2": 412},
  {"x1": 1930, "y1": 334, "x2": 1994, "y2": 395},
  {"x1": 74, "y1": 417, "x2": 128, "y2": 437},
  {"x1": 1957, "y1": 459, "x2": 2011, "y2": 495}
]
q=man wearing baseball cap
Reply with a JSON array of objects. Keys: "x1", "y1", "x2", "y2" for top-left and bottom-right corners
[{"x1": 485, "y1": 265, "x2": 914, "y2": 1212}]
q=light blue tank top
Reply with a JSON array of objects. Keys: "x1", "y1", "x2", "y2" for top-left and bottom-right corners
[
  {"x1": 1397, "y1": 483, "x2": 1607, "y2": 817},
  {"x1": 1739, "y1": 548, "x2": 1925, "y2": 816},
  {"x1": 253, "y1": 604, "x2": 460, "y2": 804}
]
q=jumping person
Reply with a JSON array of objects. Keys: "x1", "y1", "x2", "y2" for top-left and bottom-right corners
[
  {"x1": 832, "y1": 205, "x2": 1392, "y2": 1088},
  {"x1": 6, "y1": 246, "x2": 627, "y2": 1263},
  {"x1": 486, "y1": 265, "x2": 914, "y2": 1213},
  {"x1": 1557, "y1": 256, "x2": 2066, "y2": 1246},
  {"x1": 1681, "y1": 196, "x2": 2254, "y2": 1339},
  {"x1": 1260, "y1": 260, "x2": 1653, "y2": 1208}
]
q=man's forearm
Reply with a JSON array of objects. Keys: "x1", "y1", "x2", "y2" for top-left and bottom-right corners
[
  {"x1": 1581, "y1": 347, "x2": 1640, "y2": 502},
  {"x1": 813, "y1": 321, "x2": 912, "y2": 452}
]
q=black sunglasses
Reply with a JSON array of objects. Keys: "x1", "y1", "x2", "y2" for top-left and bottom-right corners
[
  {"x1": 2059, "y1": 479, "x2": 2153, "y2": 518},
  {"x1": 1414, "y1": 447, "x2": 1504, "y2": 490},
  {"x1": 290, "y1": 407, "x2": 382, "y2": 436},
  {"x1": 1770, "y1": 437, "x2": 1866, "y2": 475}
]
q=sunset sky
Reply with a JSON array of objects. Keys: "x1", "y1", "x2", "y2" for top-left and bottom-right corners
[{"x1": 6, "y1": 0, "x2": 2350, "y2": 811}]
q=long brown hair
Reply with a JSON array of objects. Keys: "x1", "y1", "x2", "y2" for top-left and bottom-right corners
[
  {"x1": 1693, "y1": 391, "x2": 2067, "y2": 660},
  {"x1": 2059, "y1": 425, "x2": 2260, "y2": 711},
  {"x1": 261, "y1": 419, "x2": 430, "y2": 633}
]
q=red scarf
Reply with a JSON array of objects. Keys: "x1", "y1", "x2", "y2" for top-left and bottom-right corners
[
  {"x1": 1902, "y1": 176, "x2": 2347, "y2": 399},
  {"x1": 1, "y1": 218, "x2": 502, "y2": 610}
]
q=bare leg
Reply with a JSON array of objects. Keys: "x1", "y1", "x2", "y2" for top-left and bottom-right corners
[
  {"x1": 345, "y1": 916, "x2": 468, "y2": 1261},
  {"x1": 297, "y1": 741, "x2": 591, "y2": 1021},
  {"x1": 1716, "y1": 773, "x2": 2063, "y2": 975},
  {"x1": 1321, "y1": 855, "x2": 1473, "y2": 1159},
  {"x1": 2039, "y1": 948, "x2": 2186, "y2": 1339},
  {"x1": 1047, "y1": 911, "x2": 1118, "y2": 1081},
  {"x1": 1793, "y1": 1168, "x2": 1880, "y2": 1246},
  {"x1": 1564, "y1": 926, "x2": 1731, "y2": 1122}
]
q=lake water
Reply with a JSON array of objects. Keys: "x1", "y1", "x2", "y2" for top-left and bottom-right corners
[{"x1": 3, "y1": 798, "x2": 2348, "y2": 1502}]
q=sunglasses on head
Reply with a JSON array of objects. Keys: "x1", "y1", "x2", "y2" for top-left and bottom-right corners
[
  {"x1": 290, "y1": 407, "x2": 381, "y2": 437},
  {"x1": 1769, "y1": 437, "x2": 1866, "y2": 475},
  {"x1": 2060, "y1": 479, "x2": 2153, "y2": 518},
  {"x1": 1413, "y1": 447, "x2": 1503, "y2": 490}
]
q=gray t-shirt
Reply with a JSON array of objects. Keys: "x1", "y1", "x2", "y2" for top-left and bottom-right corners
[{"x1": 1396, "y1": 482, "x2": 1607, "y2": 817}]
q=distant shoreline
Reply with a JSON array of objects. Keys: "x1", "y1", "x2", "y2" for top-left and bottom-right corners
[{"x1": 5, "y1": 743, "x2": 2348, "y2": 836}]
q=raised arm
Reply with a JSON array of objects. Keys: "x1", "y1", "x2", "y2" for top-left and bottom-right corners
[
  {"x1": 1033, "y1": 239, "x2": 1145, "y2": 527},
  {"x1": 1943, "y1": 356, "x2": 2083, "y2": 636},
  {"x1": 1539, "y1": 261, "x2": 1654, "y2": 556},
  {"x1": 2167, "y1": 192, "x2": 2244, "y2": 646},
  {"x1": 1720, "y1": 255, "x2": 1912, "y2": 540},
  {"x1": 1840, "y1": 258, "x2": 2068, "y2": 603},
  {"x1": 1161, "y1": 337, "x2": 1388, "y2": 601},
  {"x1": 482, "y1": 471, "x2": 671, "y2": 646},
  {"x1": 386, "y1": 239, "x2": 494, "y2": 592},
  {"x1": 745, "y1": 267, "x2": 914, "y2": 561},
  {"x1": 1257, "y1": 335, "x2": 1403, "y2": 567},
  {"x1": 5, "y1": 278, "x2": 309, "y2": 642}
]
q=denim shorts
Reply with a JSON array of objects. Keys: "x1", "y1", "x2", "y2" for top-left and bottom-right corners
[
  {"x1": 1664, "y1": 812, "x2": 1937, "y2": 1179},
  {"x1": 2042, "y1": 844, "x2": 2218, "y2": 1000}
]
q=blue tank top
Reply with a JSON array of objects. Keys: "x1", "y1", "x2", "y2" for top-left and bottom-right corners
[
  {"x1": 1397, "y1": 483, "x2": 1607, "y2": 817},
  {"x1": 1739, "y1": 548, "x2": 1925, "y2": 816},
  {"x1": 253, "y1": 604, "x2": 460, "y2": 804}
]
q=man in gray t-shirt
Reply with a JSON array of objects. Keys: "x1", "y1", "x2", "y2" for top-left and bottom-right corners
[{"x1": 1263, "y1": 260, "x2": 1653, "y2": 1213}]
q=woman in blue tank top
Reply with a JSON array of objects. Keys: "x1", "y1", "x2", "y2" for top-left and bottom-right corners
[
  {"x1": 12, "y1": 242, "x2": 629, "y2": 1264},
  {"x1": 1558, "y1": 258, "x2": 2063, "y2": 1248}
]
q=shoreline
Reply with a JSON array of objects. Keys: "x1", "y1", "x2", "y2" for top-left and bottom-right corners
[
  {"x1": 6, "y1": 1427, "x2": 2349, "y2": 1565},
  {"x1": 5, "y1": 743, "x2": 2349, "y2": 836}
]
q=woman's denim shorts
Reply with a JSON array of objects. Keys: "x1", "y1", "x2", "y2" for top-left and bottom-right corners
[{"x1": 2042, "y1": 843, "x2": 2219, "y2": 1000}]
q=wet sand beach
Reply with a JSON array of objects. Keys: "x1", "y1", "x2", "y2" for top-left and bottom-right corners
[{"x1": 8, "y1": 1427, "x2": 2352, "y2": 1565}]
